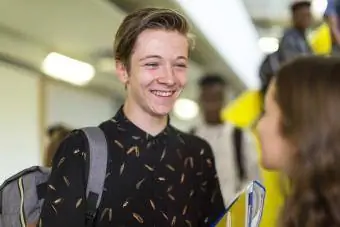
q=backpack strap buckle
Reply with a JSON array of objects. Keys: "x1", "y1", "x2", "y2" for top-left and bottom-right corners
[
  {"x1": 85, "y1": 211, "x2": 96, "y2": 227},
  {"x1": 85, "y1": 191, "x2": 99, "y2": 227}
]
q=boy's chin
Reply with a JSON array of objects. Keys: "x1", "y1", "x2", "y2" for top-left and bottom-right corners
[{"x1": 149, "y1": 105, "x2": 173, "y2": 118}]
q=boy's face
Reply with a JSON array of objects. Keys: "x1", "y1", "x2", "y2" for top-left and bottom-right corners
[
  {"x1": 116, "y1": 29, "x2": 189, "y2": 117},
  {"x1": 199, "y1": 84, "x2": 226, "y2": 124},
  {"x1": 294, "y1": 6, "x2": 312, "y2": 29}
]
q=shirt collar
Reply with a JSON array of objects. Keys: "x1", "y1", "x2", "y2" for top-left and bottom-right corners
[{"x1": 112, "y1": 106, "x2": 174, "y2": 142}]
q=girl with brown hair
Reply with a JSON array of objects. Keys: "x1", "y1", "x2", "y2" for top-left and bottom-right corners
[{"x1": 257, "y1": 56, "x2": 340, "y2": 227}]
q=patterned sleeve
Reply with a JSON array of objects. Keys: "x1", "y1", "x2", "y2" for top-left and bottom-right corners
[
  {"x1": 197, "y1": 140, "x2": 225, "y2": 226},
  {"x1": 38, "y1": 130, "x2": 88, "y2": 227}
]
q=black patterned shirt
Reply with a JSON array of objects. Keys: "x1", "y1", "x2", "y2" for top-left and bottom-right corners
[{"x1": 39, "y1": 107, "x2": 225, "y2": 227}]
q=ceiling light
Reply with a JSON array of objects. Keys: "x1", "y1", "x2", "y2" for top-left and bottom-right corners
[
  {"x1": 258, "y1": 37, "x2": 279, "y2": 54},
  {"x1": 42, "y1": 52, "x2": 95, "y2": 86},
  {"x1": 174, "y1": 98, "x2": 199, "y2": 120},
  {"x1": 311, "y1": 0, "x2": 328, "y2": 19}
]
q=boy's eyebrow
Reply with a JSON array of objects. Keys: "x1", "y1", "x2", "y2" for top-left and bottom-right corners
[
  {"x1": 139, "y1": 55, "x2": 188, "y2": 61},
  {"x1": 139, "y1": 55, "x2": 162, "y2": 61}
]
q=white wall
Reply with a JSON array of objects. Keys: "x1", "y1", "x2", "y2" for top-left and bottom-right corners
[
  {"x1": 0, "y1": 64, "x2": 41, "y2": 183},
  {"x1": 45, "y1": 82, "x2": 117, "y2": 129},
  {"x1": 0, "y1": 65, "x2": 119, "y2": 184}
]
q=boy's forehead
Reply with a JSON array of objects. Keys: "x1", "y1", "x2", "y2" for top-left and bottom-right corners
[{"x1": 133, "y1": 30, "x2": 188, "y2": 54}]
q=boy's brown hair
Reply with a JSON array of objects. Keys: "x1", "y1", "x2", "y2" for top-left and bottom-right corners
[{"x1": 113, "y1": 7, "x2": 193, "y2": 70}]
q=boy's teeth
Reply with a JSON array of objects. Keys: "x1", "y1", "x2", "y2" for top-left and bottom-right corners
[{"x1": 151, "y1": 90, "x2": 173, "y2": 97}]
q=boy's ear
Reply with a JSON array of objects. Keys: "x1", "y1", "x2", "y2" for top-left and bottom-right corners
[{"x1": 115, "y1": 60, "x2": 128, "y2": 84}]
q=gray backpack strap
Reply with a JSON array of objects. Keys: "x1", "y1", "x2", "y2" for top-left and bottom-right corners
[{"x1": 80, "y1": 127, "x2": 108, "y2": 227}]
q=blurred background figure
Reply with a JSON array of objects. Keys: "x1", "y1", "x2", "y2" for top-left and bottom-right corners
[
  {"x1": 259, "y1": 53, "x2": 280, "y2": 102},
  {"x1": 324, "y1": 0, "x2": 340, "y2": 54},
  {"x1": 46, "y1": 124, "x2": 70, "y2": 142},
  {"x1": 191, "y1": 74, "x2": 261, "y2": 204},
  {"x1": 43, "y1": 124, "x2": 71, "y2": 167},
  {"x1": 278, "y1": 1, "x2": 313, "y2": 63}
]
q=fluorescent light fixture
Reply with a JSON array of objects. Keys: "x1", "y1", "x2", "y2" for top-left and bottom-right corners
[
  {"x1": 175, "y1": 0, "x2": 262, "y2": 88},
  {"x1": 42, "y1": 52, "x2": 95, "y2": 86},
  {"x1": 174, "y1": 98, "x2": 199, "y2": 120},
  {"x1": 312, "y1": 0, "x2": 328, "y2": 19},
  {"x1": 258, "y1": 37, "x2": 279, "y2": 54}
]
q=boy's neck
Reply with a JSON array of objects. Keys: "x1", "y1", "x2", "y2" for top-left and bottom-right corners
[{"x1": 123, "y1": 101, "x2": 168, "y2": 136}]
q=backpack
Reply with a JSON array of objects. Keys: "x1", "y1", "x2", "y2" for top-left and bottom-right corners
[
  {"x1": 0, "y1": 127, "x2": 108, "y2": 227},
  {"x1": 189, "y1": 126, "x2": 246, "y2": 181}
]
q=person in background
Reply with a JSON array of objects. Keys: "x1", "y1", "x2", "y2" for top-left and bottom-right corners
[
  {"x1": 190, "y1": 74, "x2": 261, "y2": 204},
  {"x1": 324, "y1": 0, "x2": 340, "y2": 54},
  {"x1": 257, "y1": 56, "x2": 340, "y2": 227},
  {"x1": 259, "y1": 53, "x2": 280, "y2": 103},
  {"x1": 39, "y1": 8, "x2": 224, "y2": 227},
  {"x1": 278, "y1": 0, "x2": 313, "y2": 63},
  {"x1": 46, "y1": 124, "x2": 70, "y2": 140},
  {"x1": 43, "y1": 124, "x2": 71, "y2": 167}
]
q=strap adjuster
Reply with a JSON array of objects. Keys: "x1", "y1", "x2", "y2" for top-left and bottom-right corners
[{"x1": 85, "y1": 191, "x2": 99, "y2": 227}]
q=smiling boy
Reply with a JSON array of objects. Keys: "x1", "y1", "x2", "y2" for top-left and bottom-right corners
[{"x1": 38, "y1": 8, "x2": 225, "y2": 227}]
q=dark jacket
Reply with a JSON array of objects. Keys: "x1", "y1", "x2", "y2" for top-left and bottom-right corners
[{"x1": 278, "y1": 28, "x2": 312, "y2": 64}]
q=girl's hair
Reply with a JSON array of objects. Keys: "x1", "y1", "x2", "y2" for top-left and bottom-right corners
[{"x1": 275, "y1": 56, "x2": 340, "y2": 227}]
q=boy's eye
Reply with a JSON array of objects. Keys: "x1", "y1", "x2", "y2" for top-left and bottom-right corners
[
  {"x1": 145, "y1": 63, "x2": 159, "y2": 68},
  {"x1": 174, "y1": 63, "x2": 187, "y2": 68}
]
